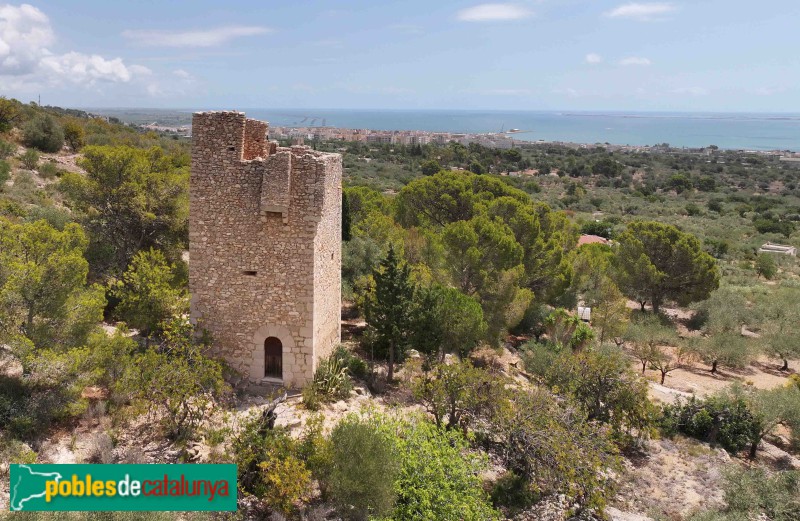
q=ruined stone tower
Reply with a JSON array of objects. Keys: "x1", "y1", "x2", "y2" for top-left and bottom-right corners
[{"x1": 189, "y1": 111, "x2": 342, "y2": 388}]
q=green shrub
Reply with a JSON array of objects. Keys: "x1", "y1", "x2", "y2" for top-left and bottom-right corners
[
  {"x1": 489, "y1": 388, "x2": 621, "y2": 512},
  {"x1": 0, "y1": 199, "x2": 25, "y2": 217},
  {"x1": 63, "y1": 119, "x2": 86, "y2": 151},
  {"x1": 0, "y1": 159, "x2": 10, "y2": 186},
  {"x1": 22, "y1": 114, "x2": 64, "y2": 153},
  {"x1": 688, "y1": 468, "x2": 800, "y2": 521},
  {"x1": 333, "y1": 344, "x2": 369, "y2": 380},
  {"x1": 328, "y1": 415, "x2": 400, "y2": 520},
  {"x1": 755, "y1": 253, "x2": 777, "y2": 280},
  {"x1": 117, "y1": 318, "x2": 227, "y2": 441},
  {"x1": 311, "y1": 352, "x2": 353, "y2": 400},
  {"x1": 580, "y1": 219, "x2": 615, "y2": 239},
  {"x1": 25, "y1": 206, "x2": 73, "y2": 230},
  {"x1": 231, "y1": 416, "x2": 293, "y2": 495},
  {"x1": 528, "y1": 346, "x2": 655, "y2": 441},
  {"x1": 20, "y1": 148, "x2": 39, "y2": 169},
  {"x1": 0, "y1": 139, "x2": 15, "y2": 159},
  {"x1": 412, "y1": 359, "x2": 507, "y2": 431},
  {"x1": 301, "y1": 384, "x2": 322, "y2": 411},
  {"x1": 659, "y1": 395, "x2": 758, "y2": 454},
  {"x1": 296, "y1": 414, "x2": 332, "y2": 491},
  {"x1": 392, "y1": 418, "x2": 498, "y2": 520},
  {"x1": 707, "y1": 198, "x2": 724, "y2": 213},
  {"x1": 0, "y1": 342, "x2": 91, "y2": 441},
  {"x1": 257, "y1": 453, "x2": 312, "y2": 514},
  {"x1": 520, "y1": 341, "x2": 562, "y2": 377},
  {"x1": 491, "y1": 472, "x2": 539, "y2": 515},
  {"x1": 0, "y1": 433, "x2": 37, "y2": 467},
  {"x1": 38, "y1": 161, "x2": 59, "y2": 179}
]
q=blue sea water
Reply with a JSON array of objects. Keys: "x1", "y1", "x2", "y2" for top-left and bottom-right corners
[{"x1": 238, "y1": 109, "x2": 800, "y2": 151}]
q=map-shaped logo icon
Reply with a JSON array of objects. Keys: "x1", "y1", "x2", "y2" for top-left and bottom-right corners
[{"x1": 10, "y1": 465, "x2": 63, "y2": 511}]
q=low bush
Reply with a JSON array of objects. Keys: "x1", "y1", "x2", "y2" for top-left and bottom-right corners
[
  {"x1": 38, "y1": 161, "x2": 60, "y2": 179},
  {"x1": 660, "y1": 395, "x2": 758, "y2": 454},
  {"x1": 525, "y1": 345, "x2": 655, "y2": 442},
  {"x1": 332, "y1": 344, "x2": 369, "y2": 380},
  {"x1": 327, "y1": 415, "x2": 400, "y2": 520},
  {"x1": 688, "y1": 468, "x2": 800, "y2": 521},
  {"x1": 117, "y1": 318, "x2": 228, "y2": 442},
  {"x1": 20, "y1": 148, "x2": 39, "y2": 169},
  {"x1": 0, "y1": 159, "x2": 10, "y2": 186},
  {"x1": 322, "y1": 412, "x2": 498, "y2": 521},
  {"x1": 257, "y1": 453, "x2": 312, "y2": 514},
  {"x1": 231, "y1": 413, "x2": 313, "y2": 515},
  {"x1": 391, "y1": 417, "x2": 498, "y2": 520},
  {"x1": 0, "y1": 139, "x2": 16, "y2": 159},
  {"x1": 0, "y1": 338, "x2": 97, "y2": 441},
  {"x1": 491, "y1": 471, "x2": 539, "y2": 516},
  {"x1": 302, "y1": 348, "x2": 360, "y2": 409},
  {"x1": 22, "y1": 114, "x2": 64, "y2": 153}
]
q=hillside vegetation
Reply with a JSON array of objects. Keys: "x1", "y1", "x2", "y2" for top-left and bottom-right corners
[{"x1": 1, "y1": 97, "x2": 799, "y2": 521}]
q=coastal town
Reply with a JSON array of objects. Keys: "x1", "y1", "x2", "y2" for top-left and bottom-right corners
[{"x1": 137, "y1": 118, "x2": 800, "y2": 159}]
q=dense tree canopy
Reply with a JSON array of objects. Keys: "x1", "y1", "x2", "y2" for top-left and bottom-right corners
[
  {"x1": 394, "y1": 171, "x2": 576, "y2": 341},
  {"x1": 60, "y1": 145, "x2": 188, "y2": 276},
  {"x1": 112, "y1": 248, "x2": 187, "y2": 339},
  {"x1": 0, "y1": 219, "x2": 103, "y2": 351},
  {"x1": 615, "y1": 221, "x2": 720, "y2": 313}
]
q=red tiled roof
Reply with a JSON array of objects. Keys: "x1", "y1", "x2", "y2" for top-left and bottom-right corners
[{"x1": 578, "y1": 234, "x2": 610, "y2": 246}]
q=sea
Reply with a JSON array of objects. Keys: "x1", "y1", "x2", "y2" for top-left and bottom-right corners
[{"x1": 100, "y1": 108, "x2": 800, "y2": 152}]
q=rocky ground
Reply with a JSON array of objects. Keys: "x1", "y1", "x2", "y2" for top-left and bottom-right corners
[{"x1": 2, "y1": 330, "x2": 798, "y2": 519}]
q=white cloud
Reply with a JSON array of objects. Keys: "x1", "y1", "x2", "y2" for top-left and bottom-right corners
[
  {"x1": 585, "y1": 53, "x2": 603, "y2": 64},
  {"x1": 0, "y1": 3, "x2": 54, "y2": 75},
  {"x1": 618, "y1": 56, "x2": 651, "y2": 66},
  {"x1": 457, "y1": 3, "x2": 533, "y2": 22},
  {"x1": 672, "y1": 86, "x2": 708, "y2": 96},
  {"x1": 0, "y1": 3, "x2": 146, "y2": 88},
  {"x1": 605, "y1": 3, "x2": 676, "y2": 21},
  {"x1": 122, "y1": 26, "x2": 270, "y2": 47},
  {"x1": 40, "y1": 52, "x2": 134, "y2": 83},
  {"x1": 172, "y1": 68, "x2": 191, "y2": 79}
]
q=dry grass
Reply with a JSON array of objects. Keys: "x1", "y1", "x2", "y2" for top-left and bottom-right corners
[{"x1": 613, "y1": 437, "x2": 733, "y2": 520}]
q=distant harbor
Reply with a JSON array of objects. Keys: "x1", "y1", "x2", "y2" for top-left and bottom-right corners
[{"x1": 88, "y1": 108, "x2": 800, "y2": 152}]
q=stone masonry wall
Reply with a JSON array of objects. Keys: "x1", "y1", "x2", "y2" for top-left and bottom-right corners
[
  {"x1": 189, "y1": 111, "x2": 342, "y2": 388},
  {"x1": 312, "y1": 153, "x2": 342, "y2": 365}
]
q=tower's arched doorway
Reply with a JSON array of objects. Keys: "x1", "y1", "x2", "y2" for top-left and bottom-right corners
[{"x1": 264, "y1": 337, "x2": 282, "y2": 379}]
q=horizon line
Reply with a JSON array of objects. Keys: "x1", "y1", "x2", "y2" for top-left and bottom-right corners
[{"x1": 74, "y1": 106, "x2": 800, "y2": 116}]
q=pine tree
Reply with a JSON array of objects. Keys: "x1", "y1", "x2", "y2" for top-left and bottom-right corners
[
  {"x1": 341, "y1": 191, "x2": 352, "y2": 241},
  {"x1": 365, "y1": 245, "x2": 414, "y2": 382}
]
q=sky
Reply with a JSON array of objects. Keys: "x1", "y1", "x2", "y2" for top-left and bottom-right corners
[{"x1": 0, "y1": 1, "x2": 798, "y2": 112}]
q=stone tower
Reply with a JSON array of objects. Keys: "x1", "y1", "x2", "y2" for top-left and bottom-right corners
[{"x1": 189, "y1": 111, "x2": 342, "y2": 388}]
